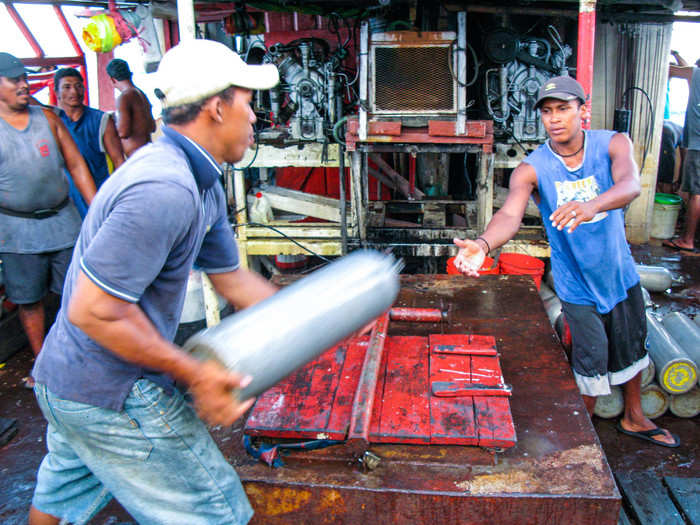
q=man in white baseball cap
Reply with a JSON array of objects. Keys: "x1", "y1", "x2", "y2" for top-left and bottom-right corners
[{"x1": 29, "y1": 40, "x2": 279, "y2": 525}]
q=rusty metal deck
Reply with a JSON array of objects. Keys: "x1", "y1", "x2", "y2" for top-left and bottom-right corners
[{"x1": 232, "y1": 275, "x2": 620, "y2": 524}]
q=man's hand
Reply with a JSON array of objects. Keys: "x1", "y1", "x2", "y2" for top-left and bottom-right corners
[
  {"x1": 452, "y1": 238, "x2": 487, "y2": 277},
  {"x1": 549, "y1": 200, "x2": 598, "y2": 233},
  {"x1": 188, "y1": 360, "x2": 255, "y2": 426}
]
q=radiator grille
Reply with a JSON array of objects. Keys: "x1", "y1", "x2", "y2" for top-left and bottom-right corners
[{"x1": 372, "y1": 46, "x2": 455, "y2": 114}]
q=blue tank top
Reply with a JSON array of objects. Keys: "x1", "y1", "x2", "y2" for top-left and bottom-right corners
[
  {"x1": 59, "y1": 107, "x2": 111, "y2": 217},
  {"x1": 525, "y1": 129, "x2": 639, "y2": 313}
]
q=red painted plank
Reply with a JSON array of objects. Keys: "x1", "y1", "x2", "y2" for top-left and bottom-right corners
[
  {"x1": 430, "y1": 334, "x2": 497, "y2": 356},
  {"x1": 429, "y1": 350, "x2": 477, "y2": 445},
  {"x1": 470, "y1": 355, "x2": 503, "y2": 386},
  {"x1": 246, "y1": 344, "x2": 346, "y2": 439},
  {"x1": 428, "y1": 120, "x2": 487, "y2": 138},
  {"x1": 326, "y1": 340, "x2": 368, "y2": 439},
  {"x1": 373, "y1": 336, "x2": 430, "y2": 444},
  {"x1": 474, "y1": 396, "x2": 516, "y2": 448},
  {"x1": 431, "y1": 381, "x2": 511, "y2": 397},
  {"x1": 368, "y1": 120, "x2": 402, "y2": 136}
]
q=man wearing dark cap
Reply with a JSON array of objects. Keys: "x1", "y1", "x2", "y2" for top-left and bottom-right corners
[
  {"x1": 106, "y1": 58, "x2": 155, "y2": 157},
  {"x1": 452, "y1": 76, "x2": 678, "y2": 448},
  {"x1": 29, "y1": 40, "x2": 279, "y2": 525},
  {"x1": 0, "y1": 53, "x2": 96, "y2": 385},
  {"x1": 54, "y1": 67, "x2": 124, "y2": 217}
]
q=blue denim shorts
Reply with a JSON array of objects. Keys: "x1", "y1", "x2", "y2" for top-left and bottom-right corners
[{"x1": 32, "y1": 380, "x2": 254, "y2": 525}]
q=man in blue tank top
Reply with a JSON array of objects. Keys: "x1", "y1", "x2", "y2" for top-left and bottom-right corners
[
  {"x1": 453, "y1": 76, "x2": 678, "y2": 448},
  {"x1": 54, "y1": 68, "x2": 125, "y2": 217}
]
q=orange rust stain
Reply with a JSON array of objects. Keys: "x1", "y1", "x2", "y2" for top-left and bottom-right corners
[{"x1": 245, "y1": 486, "x2": 312, "y2": 516}]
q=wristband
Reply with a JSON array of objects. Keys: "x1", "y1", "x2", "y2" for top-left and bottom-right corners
[{"x1": 476, "y1": 237, "x2": 491, "y2": 255}]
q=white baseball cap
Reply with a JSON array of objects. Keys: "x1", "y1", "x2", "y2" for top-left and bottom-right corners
[{"x1": 155, "y1": 39, "x2": 279, "y2": 108}]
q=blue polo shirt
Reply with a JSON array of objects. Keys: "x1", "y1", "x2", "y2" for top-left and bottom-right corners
[{"x1": 33, "y1": 127, "x2": 240, "y2": 411}]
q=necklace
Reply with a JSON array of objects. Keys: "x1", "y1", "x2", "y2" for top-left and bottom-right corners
[{"x1": 551, "y1": 131, "x2": 585, "y2": 158}]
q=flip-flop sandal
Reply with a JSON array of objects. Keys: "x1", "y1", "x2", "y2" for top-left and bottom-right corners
[
  {"x1": 615, "y1": 421, "x2": 680, "y2": 448},
  {"x1": 663, "y1": 239, "x2": 700, "y2": 256}
]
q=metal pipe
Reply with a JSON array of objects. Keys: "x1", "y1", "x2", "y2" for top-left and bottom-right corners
[
  {"x1": 6, "y1": 3, "x2": 45, "y2": 57},
  {"x1": 177, "y1": 0, "x2": 196, "y2": 41},
  {"x1": 359, "y1": 21, "x2": 368, "y2": 141},
  {"x1": 456, "y1": 11, "x2": 467, "y2": 135},
  {"x1": 389, "y1": 307, "x2": 445, "y2": 323},
  {"x1": 339, "y1": 145, "x2": 347, "y2": 255},
  {"x1": 184, "y1": 251, "x2": 400, "y2": 401}
]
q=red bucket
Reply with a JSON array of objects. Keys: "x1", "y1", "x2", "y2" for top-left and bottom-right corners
[
  {"x1": 446, "y1": 256, "x2": 498, "y2": 275},
  {"x1": 498, "y1": 253, "x2": 545, "y2": 290}
]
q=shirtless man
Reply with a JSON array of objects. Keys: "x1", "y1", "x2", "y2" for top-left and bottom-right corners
[{"x1": 106, "y1": 58, "x2": 156, "y2": 157}]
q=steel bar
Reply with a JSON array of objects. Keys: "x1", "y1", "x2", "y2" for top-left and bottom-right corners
[
  {"x1": 347, "y1": 311, "x2": 390, "y2": 452},
  {"x1": 389, "y1": 307, "x2": 444, "y2": 323}
]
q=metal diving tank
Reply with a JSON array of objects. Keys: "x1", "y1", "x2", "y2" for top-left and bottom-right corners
[{"x1": 183, "y1": 250, "x2": 400, "y2": 401}]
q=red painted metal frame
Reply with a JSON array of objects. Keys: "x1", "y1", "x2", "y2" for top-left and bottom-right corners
[
  {"x1": 345, "y1": 118, "x2": 494, "y2": 153},
  {"x1": 576, "y1": 0, "x2": 596, "y2": 130},
  {"x1": 5, "y1": 2, "x2": 87, "y2": 105},
  {"x1": 5, "y1": 3, "x2": 45, "y2": 58}
]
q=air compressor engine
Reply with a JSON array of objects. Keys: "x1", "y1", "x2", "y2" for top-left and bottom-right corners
[
  {"x1": 483, "y1": 27, "x2": 572, "y2": 142},
  {"x1": 264, "y1": 39, "x2": 347, "y2": 142}
]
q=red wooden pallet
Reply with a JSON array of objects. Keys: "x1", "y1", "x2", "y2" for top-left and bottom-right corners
[{"x1": 246, "y1": 331, "x2": 516, "y2": 448}]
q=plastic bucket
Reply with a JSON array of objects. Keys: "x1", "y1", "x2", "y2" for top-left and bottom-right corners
[
  {"x1": 650, "y1": 193, "x2": 682, "y2": 240},
  {"x1": 446, "y1": 256, "x2": 498, "y2": 275},
  {"x1": 498, "y1": 253, "x2": 545, "y2": 290}
]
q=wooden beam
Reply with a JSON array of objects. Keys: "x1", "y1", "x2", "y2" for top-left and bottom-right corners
[{"x1": 250, "y1": 187, "x2": 345, "y2": 223}]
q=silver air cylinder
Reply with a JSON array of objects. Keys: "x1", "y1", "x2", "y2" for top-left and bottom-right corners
[
  {"x1": 645, "y1": 311, "x2": 698, "y2": 395},
  {"x1": 184, "y1": 251, "x2": 400, "y2": 401},
  {"x1": 636, "y1": 265, "x2": 673, "y2": 292},
  {"x1": 661, "y1": 312, "x2": 700, "y2": 369}
]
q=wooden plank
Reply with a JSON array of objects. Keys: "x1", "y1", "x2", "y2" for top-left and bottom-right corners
[
  {"x1": 665, "y1": 476, "x2": 700, "y2": 525},
  {"x1": 368, "y1": 334, "x2": 389, "y2": 438},
  {"x1": 326, "y1": 341, "x2": 367, "y2": 440},
  {"x1": 429, "y1": 351, "x2": 478, "y2": 445},
  {"x1": 250, "y1": 187, "x2": 342, "y2": 223},
  {"x1": 428, "y1": 120, "x2": 487, "y2": 138},
  {"x1": 234, "y1": 142, "x2": 347, "y2": 168},
  {"x1": 245, "y1": 345, "x2": 344, "y2": 439},
  {"x1": 470, "y1": 355, "x2": 503, "y2": 386},
  {"x1": 616, "y1": 472, "x2": 684, "y2": 525},
  {"x1": 429, "y1": 334, "x2": 497, "y2": 355},
  {"x1": 474, "y1": 396, "x2": 516, "y2": 448},
  {"x1": 374, "y1": 336, "x2": 430, "y2": 444},
  {"x1": 244, "y1": 239, "x2": 342, "y2": 256},
  {"x1": 618, "y1": 506, "x2": 633, "y2": 525}
]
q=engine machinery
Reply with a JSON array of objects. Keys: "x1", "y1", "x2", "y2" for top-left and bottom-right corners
[
  {"x1": 483, "y1": 27, "x2": 572, "y2": 142},
  {"x1": 263, "y1": 38, "x2": 350, "y2": 142}
]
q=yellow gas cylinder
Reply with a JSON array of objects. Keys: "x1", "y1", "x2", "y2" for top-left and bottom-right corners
[{"x1": 82, "y1": 14, "x2": 122, "y2": 53}]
